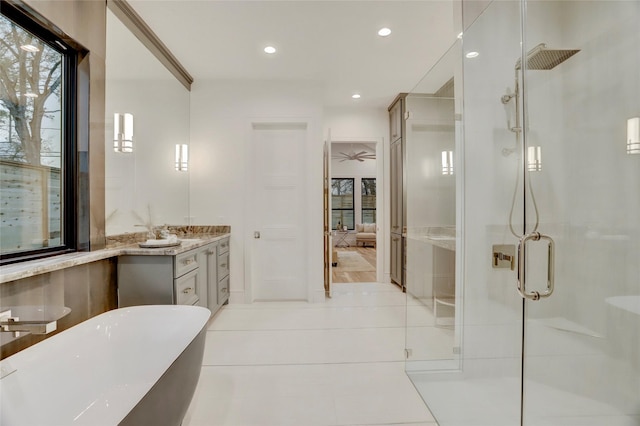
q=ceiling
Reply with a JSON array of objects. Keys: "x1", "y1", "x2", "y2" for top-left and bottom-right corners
[
  {"x1": 332, "y1": 142, "x2": 376, "y2": 162},
  {"x1": 126, "y1": 0, "x2": 457, "y2": 108}
]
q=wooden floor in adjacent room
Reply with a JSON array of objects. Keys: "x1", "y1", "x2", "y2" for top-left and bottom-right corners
[{"x1": 332, "y1": 246, "x2": 377, "y2": 283}]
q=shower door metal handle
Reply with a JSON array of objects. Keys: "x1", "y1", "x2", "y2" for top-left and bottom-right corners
[{"x1": 517, "y1": 232, "x2": 555, "y2": 300}]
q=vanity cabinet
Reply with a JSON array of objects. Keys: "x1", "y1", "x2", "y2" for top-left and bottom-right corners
[
  {"x1": 216, "y1": 237, "x2": 230, "y2": 307},
  {"x1": 196, "y1": 236, "x2": 230, "y2": 315},
  {"x1": 389, "y1": 93, "x2": 407, "y2": 289},
  {"x1": 117, "y1": 237, "x2": 230, "y2": 313},
  {"x1": 390, "y1": 233, "x2": 403, "y2": 285},
  {"x1": 197, "y1": 243, "x2": 217, "y2": 310},
  {"x1": 389, "y1": 99, "x2": 403, "y2": 143},
  {"x1": 118, "y1": 251, "x2": 201, "y2": 307}
]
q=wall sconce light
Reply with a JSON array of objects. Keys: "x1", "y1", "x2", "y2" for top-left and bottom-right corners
[
  {"x1": 627, "y1": 117, "x2": 640, "y2": 154},
  {"x1": 114, "y1": 113, "x2": 133, "y2": 153},
  {"x1": 441, "y1": 150, "x2": 454, "y2": 175},
  {"x1": 175, "y1": 144, "x2": 188, "y2": 171},
  {"x1": 527, "y1": 146, "x2": 542, "y2": 172}
]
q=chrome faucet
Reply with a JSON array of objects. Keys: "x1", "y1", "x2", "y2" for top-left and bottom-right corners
[{"x1": 0, "y1": 310, "x2": 57, "y2": 335}]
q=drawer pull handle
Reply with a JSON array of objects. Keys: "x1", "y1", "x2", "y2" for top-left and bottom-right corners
[
  {"x1": 182, "y1": 287, "x2": 193, "y2": 293},
  {"x1": 207, "y1": 250, "x2": 215, "y2": 255},
  {"x1": 220, "y1": 263, "x2": 227, "y2": 268},
  {"x1": 183, "y1": 259, "x2": 194, "y2": 265},
  {"x1": 221, "y1": 287, "x2": 227, "y2": 293}
]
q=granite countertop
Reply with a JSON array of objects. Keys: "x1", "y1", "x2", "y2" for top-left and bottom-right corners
[
  {"x1": 417, "y1": 235, "x2": 456, "y2": 251},
  {"x1": 0, "y1": 233, "x2": 230, "y2": 284},
  {"x1": 407, "y1": 226, "x2": 456, "y2": 251},
  {"x1": 119, "y1": 234, "x2": 229, "y2": 256}
]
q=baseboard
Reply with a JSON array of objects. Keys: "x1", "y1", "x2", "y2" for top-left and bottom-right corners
[
  {"x1": 310, "y1": 288, "x2": 326, "y2": 303},
  {"x1": 229, "y1": 291, "x2": 245, "y2": 304}
]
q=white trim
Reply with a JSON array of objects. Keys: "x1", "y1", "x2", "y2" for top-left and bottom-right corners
[{"x1": 330, "y1": 136, "x2": 386, "y2": 284}]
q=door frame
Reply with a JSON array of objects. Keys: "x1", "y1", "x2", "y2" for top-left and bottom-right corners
[
  {"x1": 330, "y1": 136, "x2": 386, "y2": 283},
  {"x1": 323, "y1": 139, "x2": 332, "y2": 297}
]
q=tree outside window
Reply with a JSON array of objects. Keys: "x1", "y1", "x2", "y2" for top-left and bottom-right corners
[
  {"x1": 361, "y1": 178, "x2": 376, "y2": 224},
  {"x1": 0, "y1": 7, "x2": 75, "y2": 261},
  {"x1": 331, "y1": 178, "x2": 354, "y2": 230}
]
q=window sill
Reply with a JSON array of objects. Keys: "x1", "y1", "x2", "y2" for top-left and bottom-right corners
[
  {"x1": 0, "y1": 249, "x2": 121, "y2": 284},
  {"x1": 0, "y1": 233, "x2": 231, "y2": 284}
]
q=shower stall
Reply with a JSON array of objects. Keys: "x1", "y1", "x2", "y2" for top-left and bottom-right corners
[{"x1": 404, "y1": 1, "x2": 640, "y2": 425}]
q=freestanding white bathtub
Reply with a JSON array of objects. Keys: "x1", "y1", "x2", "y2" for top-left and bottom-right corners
[{"x1": 0, "y1": 305, "x2": 210, "y2": 426}]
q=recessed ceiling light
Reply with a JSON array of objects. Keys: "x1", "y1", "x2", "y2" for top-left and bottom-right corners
[
  {"x1": 264, "y1": 46, "x2": 276, "y2": 54},
  {"x1": 20, "y1": 44, "x2": 40, "y2": 52},
  {"x1": 377, "y1": 27, "x2": 392, "y2": 37},
  {"x1": 352, "y1": 94, "x2": 361, "y2": 99},
  {"x1": 465, "y1": 51, "x2": 479, "y2": 58}
]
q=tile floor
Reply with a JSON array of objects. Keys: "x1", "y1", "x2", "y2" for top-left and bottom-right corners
[{"x1": 183, "y1": 282, "x2": 437, "y2": 426}]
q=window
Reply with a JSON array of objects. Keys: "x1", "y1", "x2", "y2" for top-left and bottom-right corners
[
  {"x1": 0, "y1": 3, "x2": 81, "y2": 264},
  {"x1": 331, "y1": 178, "x2": 354, "y2": 230},
  {"x1": 361, "y1": 178, "x2": 376, "y2": 223}
]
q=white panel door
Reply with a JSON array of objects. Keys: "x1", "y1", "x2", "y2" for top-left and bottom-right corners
[{"x1": 251, "y1": 123, "x2": 307, "y2": 301}]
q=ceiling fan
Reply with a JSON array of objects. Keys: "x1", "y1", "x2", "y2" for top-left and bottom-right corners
[{"x1": 332, "y1": 150, "x2": 376, "y2": 162}]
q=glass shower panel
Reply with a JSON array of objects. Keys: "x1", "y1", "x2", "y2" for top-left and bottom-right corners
[
  {"x1": 521, "y1": 1, "x2": 640, "y2": 424},
  {"x1": 404, "y1": 48, "x2": 459, "y2": 374},
  {"x1": 406, "y1": 2, "x2": 527, "y2": 425}
]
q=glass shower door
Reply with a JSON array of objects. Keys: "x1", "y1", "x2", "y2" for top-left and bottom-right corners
[{"x1": 520, "y1": 1, "x2": 640, "y2": 424}]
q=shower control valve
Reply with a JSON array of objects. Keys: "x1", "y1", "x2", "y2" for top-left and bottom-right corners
[{"x1": 492, "y1": 244, "x2": 516, "y2": 270}]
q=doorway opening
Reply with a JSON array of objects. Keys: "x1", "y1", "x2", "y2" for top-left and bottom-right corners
[{"x1": 330, "y1": 142, "x2": 378, "y2": 284}]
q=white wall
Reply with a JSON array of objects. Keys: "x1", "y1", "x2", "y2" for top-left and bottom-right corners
[
  {"x1": 189, "y1": 80, "x2": 324, "y2": 302},
  {"x1": 331, "y1": 145, "x2": 376, "y2": 225}
]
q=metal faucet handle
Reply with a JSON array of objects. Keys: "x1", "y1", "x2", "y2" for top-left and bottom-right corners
[{"x1": 1, "y1": 317, "x2": 58, "y2": 335}]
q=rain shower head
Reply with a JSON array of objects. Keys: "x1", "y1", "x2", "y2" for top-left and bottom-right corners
[{"x1": 515, "y1": 43, "x2": 580, "y2": 70}]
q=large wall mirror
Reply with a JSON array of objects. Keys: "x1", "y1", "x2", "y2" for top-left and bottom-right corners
[{"x1": 105, "y1": 7, "x2": 190, "y2": 236}]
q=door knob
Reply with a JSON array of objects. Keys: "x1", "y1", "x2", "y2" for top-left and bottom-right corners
[{"x1": 254, "y1": 231, "x2": 260, "y2": 239}]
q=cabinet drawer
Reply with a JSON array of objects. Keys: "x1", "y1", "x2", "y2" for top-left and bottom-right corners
[
  {"x1": 175, "y1": 268, "x2": 199, "y2": 305},
  {"x1": 217, "y1": 251, "x2": 230, "y2": 278},
  {"x1": 218, "y1": 275, "x2": 229, "y2": 303},
  {"x1": 175, "y1": 250, "x2": 198, "y2": 277},
  {"x1": 390, "y1": 100, "x2": 403, "y2": 142},
  {"x1": 218, "y1": 237, "x2": 230, "y2": 254}
]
